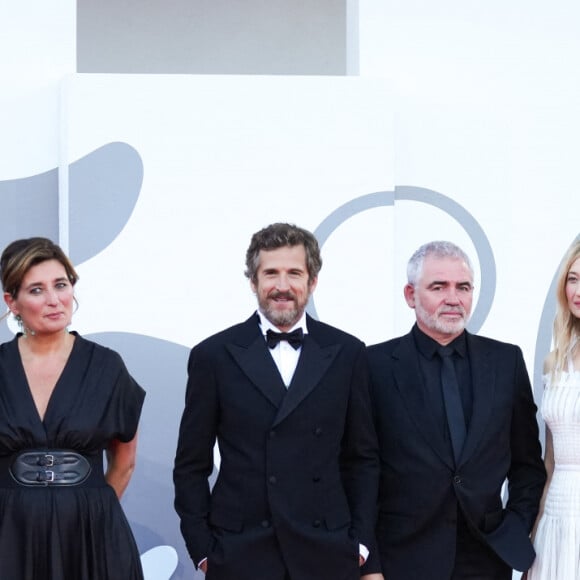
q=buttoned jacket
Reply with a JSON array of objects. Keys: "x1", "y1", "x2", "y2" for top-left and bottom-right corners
[{"x1": 174, "y1": 314, "x2": 379, "y2": 580}]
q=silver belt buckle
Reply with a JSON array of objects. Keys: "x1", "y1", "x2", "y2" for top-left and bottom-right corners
[
  {"x1": 45, "y1": 470, "x2": 55, "y2": 482},
  {"x1": 44, "y1": 454, "x2": 55, "y2": 467}
]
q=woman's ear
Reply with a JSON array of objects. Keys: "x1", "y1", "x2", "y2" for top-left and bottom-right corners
[{"x1": 3, "y1": 292, "x2": 17, "y2": 316}]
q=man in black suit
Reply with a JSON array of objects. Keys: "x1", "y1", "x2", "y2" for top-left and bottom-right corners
[
  {"x1": 174, "y1": 223, "x2": 378, "y2": 580},
  {"x1": 361, "y1": 241, "x2": 546, "y2": 580}
]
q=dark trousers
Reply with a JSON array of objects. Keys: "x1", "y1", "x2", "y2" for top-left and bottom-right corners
[{"x1": 451, "y1": 512, "x2": 511, "y2": 580}]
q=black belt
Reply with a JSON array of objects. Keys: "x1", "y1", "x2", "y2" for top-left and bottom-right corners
[{"x1": 9, "y1": 450, "x2": 93, "y2": 486}]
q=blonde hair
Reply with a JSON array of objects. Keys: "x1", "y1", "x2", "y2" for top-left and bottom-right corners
[{"x1": 550, "y1": 239, "x2": 580, "y2": 379}]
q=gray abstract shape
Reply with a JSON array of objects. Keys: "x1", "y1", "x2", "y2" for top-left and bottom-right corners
[
  {"x1": 0, "y1": 169, "x2": 59, "y2": 342},
  {"x1": 307, "y1": 190, "x2": 395, "y2": 321},
  {"x1": 0, "y1": 317, "x2": 16, "y2": 345},
  {"x1": 310, "y1": 186, "x2": 496, "y2": 333},
  {"x1": 533, "y1": 233, "x2": 580, "y2": 447},
  {"x1": 0, "y1": 141, "x2": 143, "y2": 340},
  {"x1": 0, "y1": 168, "x2": 59, "y2": 247},
  {"x1": 69, "y1": 142, "x2": 143, "y2": 264}
]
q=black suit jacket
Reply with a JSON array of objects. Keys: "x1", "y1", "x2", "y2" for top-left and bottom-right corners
[
  {"x1": 173, "y1": 314, "x2": 379, "y2": 580},
  {"x1": 362, "y1": 329, "x2": 546, "y2": 579}
]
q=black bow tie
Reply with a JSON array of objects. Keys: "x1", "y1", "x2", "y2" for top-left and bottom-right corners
[{"x1": 266, "y1": 328, "x2": 304, "y2": 350}]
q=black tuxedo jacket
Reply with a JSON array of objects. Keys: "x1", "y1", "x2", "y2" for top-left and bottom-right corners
[
  {"x1": 362, "y1": 329, "x2": 546, "y2": 579},
  {"x1": 173, "y1": 314, "x2": 379, "y2": 580}
]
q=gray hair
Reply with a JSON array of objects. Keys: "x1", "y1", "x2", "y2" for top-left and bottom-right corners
[{"x1": 407, "y1": 241, "x2": 474, "y2": 285}]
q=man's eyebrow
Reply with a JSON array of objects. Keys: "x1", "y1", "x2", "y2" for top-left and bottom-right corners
[{"x1": 426, "y1": 280, "x2": 472, "y2": 288}]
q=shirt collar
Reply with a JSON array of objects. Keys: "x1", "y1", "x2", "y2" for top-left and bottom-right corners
[
  {"x1": 257, "y1": 310, "x2": 309, "y2": 336},
  {"x1": 412, "y1": 323, "x2": 467, "y2": 359}
]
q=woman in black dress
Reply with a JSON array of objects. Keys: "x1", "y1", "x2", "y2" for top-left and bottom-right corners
[{"x1": 0, "y1": 237, "x2": 145, "y2": 579}]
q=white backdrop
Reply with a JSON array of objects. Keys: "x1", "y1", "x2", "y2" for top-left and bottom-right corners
[
  {"x1": 64, "y1": 74, "x2": 394, "y2": 347},
  {"x1": 2, "y1": 1, "x2": 579, "y2": 578}
]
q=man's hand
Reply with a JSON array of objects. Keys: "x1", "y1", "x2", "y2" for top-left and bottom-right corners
[
  {"x1": 199, "y1": 560, "x2": 208, "y2": 574},
  {"x1": 360, "y1": 574, "x2": 384, "y2": 580}
]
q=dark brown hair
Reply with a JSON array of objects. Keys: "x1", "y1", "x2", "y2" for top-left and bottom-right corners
[
  {"x1": 1, "y1": 237, "x2": 79, "y2": 298},
  {"x1": 244, "y1": 223, "x2": 322, "y2": 284}
]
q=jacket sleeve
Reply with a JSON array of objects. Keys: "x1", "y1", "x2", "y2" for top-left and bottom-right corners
[
  {"x1": 340, "y1": 343, "x2": 380, "y2": 565},
  {"x1": 173, "y1": 344, "x2": 218, "y2": 567},
  {"x1": 506, "y1": 346, "x2": 546, "y2": 530}
]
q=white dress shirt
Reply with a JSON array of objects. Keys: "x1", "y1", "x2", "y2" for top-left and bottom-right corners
[{"x1": 257, "y1": 310, "x2": 307, "y2": 387}]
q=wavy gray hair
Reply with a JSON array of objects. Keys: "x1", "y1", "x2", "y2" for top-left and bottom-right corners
[{"x1": 407, "y1": 241, "x2": 474, "y2": 285}]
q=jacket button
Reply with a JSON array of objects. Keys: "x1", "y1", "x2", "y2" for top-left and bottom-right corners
[
  {"x1": 312, "y1": 520, "x2": 321, "y2": 528},
  {"x1": 269, "y1": 430, "x2": 276, "y2": 439},
  {"x1": 268, "y1": 475, "x2": 277, "y2": 484},
  {"x1": 314, "y1": 427, "x2": 323, "y2": 436},
  {"x1": 261, "y1": 520, "x2": 271, "y2": 528},
  {"x1": 453, "y1": 475, "x2": 462, "y2": 484}
]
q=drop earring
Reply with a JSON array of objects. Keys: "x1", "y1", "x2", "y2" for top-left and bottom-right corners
[
  {"x1": 14, "y1": 314, "x2": 35, "y2": 337},
  {"x1": 15, "y1": 314, "x2": 24, "y2": 334}
]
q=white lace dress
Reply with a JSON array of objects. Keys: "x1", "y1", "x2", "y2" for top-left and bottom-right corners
[{"x1": 528, "y1": 361, "x2": 580, "y2": 579}]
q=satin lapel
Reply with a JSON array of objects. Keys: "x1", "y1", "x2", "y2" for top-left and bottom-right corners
[
  {"x1": 458, "y1": 333, "x2": 495, "y2": 465},
  {"x1": 392, "y1": 335, "x2": 454, "y2": 470},
  {"x1": 273, "y1": 334, "x2": 340, "y2": 427},
  {"x1": 226, "y1": 318, "x2": 287, "y2": 410}
]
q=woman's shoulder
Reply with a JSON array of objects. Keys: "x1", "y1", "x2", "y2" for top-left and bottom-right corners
[
  {"x1": 70, "y1": 331, "x2": 125, "y2": 367},
  {"x1": 543, "y1": 350, "x2": 556, "y2": 375},
  {"x1": 0, "y1": 334, "x2": 20, "y2": 358}
]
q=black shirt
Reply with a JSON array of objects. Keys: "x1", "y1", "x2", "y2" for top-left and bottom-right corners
[{"x1": 411, "y1": 324, "x2": 473, "y2": 440}]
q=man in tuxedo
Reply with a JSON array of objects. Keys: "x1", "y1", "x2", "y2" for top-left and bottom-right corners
[
  {"x1": 361, "y1": 241, "x2": 546, "y2": 580},
  {"x1": 174, "y1": 223, "x2": 378, "y2": 580}
]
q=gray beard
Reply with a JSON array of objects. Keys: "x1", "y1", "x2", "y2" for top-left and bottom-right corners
[
  {"x1": 260, "y1": 304, "x2": 302, "y2": 329},
  {"x1": 415, "y1": 301, "x2": 467, "y2": 336}
]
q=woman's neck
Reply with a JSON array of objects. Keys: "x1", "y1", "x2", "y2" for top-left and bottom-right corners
[{"x1": 19, "y1": 330, "x2": 74, "y2": 357}]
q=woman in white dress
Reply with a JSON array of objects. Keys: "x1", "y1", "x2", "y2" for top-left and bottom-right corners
[{"x1": 527, "y1": 240, "x2": 580, "y2": 580}]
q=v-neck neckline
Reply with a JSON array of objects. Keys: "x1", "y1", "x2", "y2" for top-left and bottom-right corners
[{"x1": 13, "y1": 333, "x2": 78, "y2": 427}]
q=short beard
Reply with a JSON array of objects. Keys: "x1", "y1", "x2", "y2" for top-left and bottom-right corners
[
  {"x1": 261, "y1": 305, "x2": 302, "y2": 329},
  {"x1": 258, "y1": 289, "x2": 310, "y2": 329},
  {"x1": 415, "y1": 300, "x2": 467, "y2": 337}
]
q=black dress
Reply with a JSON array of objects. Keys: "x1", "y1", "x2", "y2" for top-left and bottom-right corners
[{"x1": 0, "y1": 333, "x2": 145, "y2": 579}]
